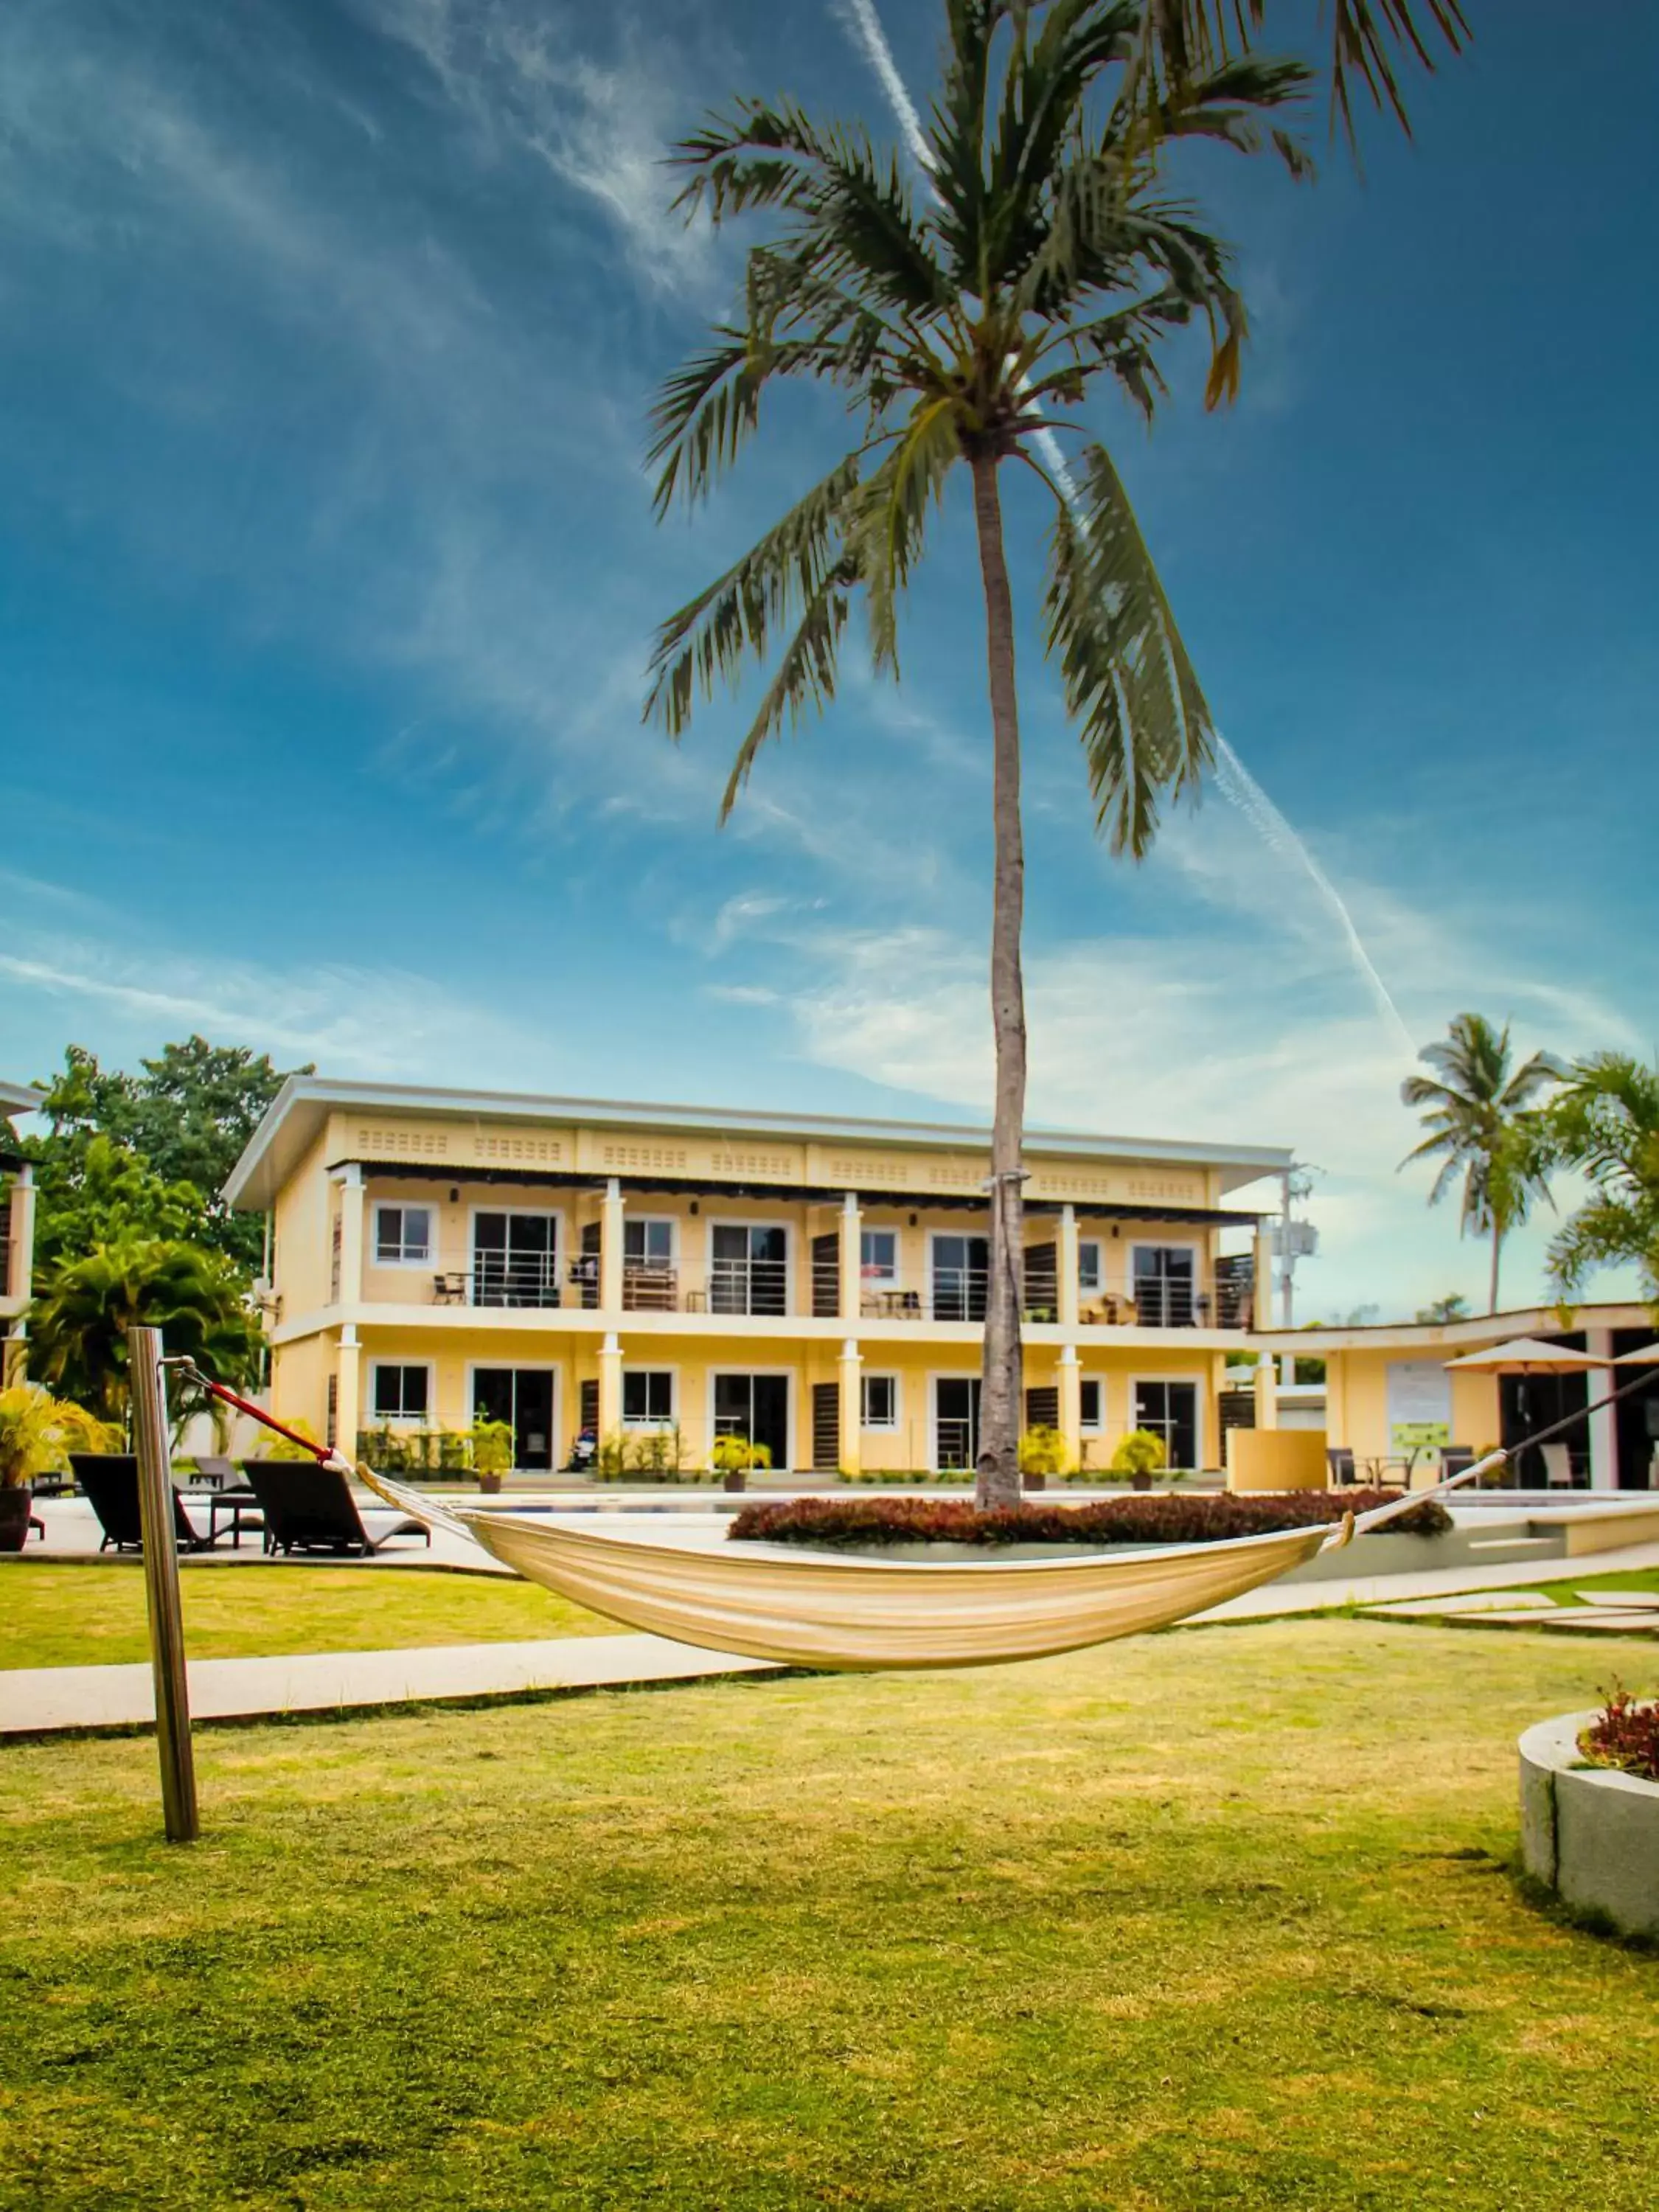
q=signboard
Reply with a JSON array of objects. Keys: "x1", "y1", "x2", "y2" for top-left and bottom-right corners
[{"x1": 1387, "y1": 1359, "x2": 1452, "y2": 1456}]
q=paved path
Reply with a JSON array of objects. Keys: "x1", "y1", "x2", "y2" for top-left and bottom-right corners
[
  {"x1": 1, "y1": 1632, "x2": 779, "y2": 1736},
  {"x1": 1191, "y1": 1537, "x2": 1659, "y2": 1623}
]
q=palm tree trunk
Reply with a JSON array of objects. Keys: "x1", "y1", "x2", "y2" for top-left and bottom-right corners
[
  {"x1": 970, "y1": 449, "x2": 1026, "y2": 1511},
  {"x1": 1489, "y1": 1227, "x2": 1502, "y2": 1315}
]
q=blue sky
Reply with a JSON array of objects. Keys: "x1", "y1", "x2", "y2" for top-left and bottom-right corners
[{"x1": 2, "y1": 0, "x2": 1655, "y2": 1320}]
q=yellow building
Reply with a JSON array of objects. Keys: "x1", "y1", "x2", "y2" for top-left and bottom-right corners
[
  {"x1": 226, "y1": 1079, "x2": 1290, "y2": 1477},
  {"x1": 0, "y1": 1079, "x2": 41, "y2": 1373}
]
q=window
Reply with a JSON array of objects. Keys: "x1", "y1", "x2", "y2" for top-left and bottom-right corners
[
  {"x1": 473, "y1": 1210, "x2": 559, "y2": 1307},
  {"x1": 860, "y1": 1228, "x2": 897, "y2": 1283},
  {"x1": 862, "y1": 1374, "x2": 898, "y2": 1429},
  {"x1": 625, "y1": 1218, "x2": 675, "y2": 1267},
  {"x1": 375, "y1": 1204, "x2": 431, "y2": 1265},
  {"x1": 623, "y1": 1370, "x2": 675, "y2": 1425},
  {"x1": 1134, "y1": 1380, "x2": 1199, "y2": 1470},
  {"x1": 1079, "y1": 1380, "x2": 1103, "y2": 1431},
  {"x1": 372, "y1": 1363, "x2": 430, "y2": 1422},
  {"x1": 1133, "y1": 1245, "x2": 1197, "y2": 1326},
  {"x1": 1078, "y1": 1240, "x2": 1102, "y2": 1293}
]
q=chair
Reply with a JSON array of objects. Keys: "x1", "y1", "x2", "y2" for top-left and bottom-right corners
[
  {"x1": 70, "y1": 1455, "x2": 213, "y2": 1553},
  {"x1": 243, "y1": 1459, "x2": 431, "y2": 1557},
  {"x1": 1326, "y1": 1446, "x2": 1357, "y2": 1487},
  {"x1": 1540, "y1": 1441, "x2": 1576, "y2": 1490},
  {"x1": 1440, "y1": 1445, "x2": 1475, "y2": 1484}
]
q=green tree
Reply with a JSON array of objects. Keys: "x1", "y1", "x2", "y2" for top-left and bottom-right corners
[
  {"x1": 1399, "y1": 1013, "x2": 1562, "y2": 1314},
  {"x1": 28, "y1": 1239, "x2": 262, "y2": 1431},
  {"x1": 647, "y1": 2, "x2": 1309, "y2": 1504},
  {"x1": 28, "y1": 1038, "x2": 304, "y2": 1275},
  {"x1": 32, "y1": 1134, "x2": 210, "y2": 1274},
  {"x1": 1414, "y1": 1291, "x2": 1471, "y2": 1325},
  {"x1": 1537, "y1": 1054, "x2": 1659, "y2": 1307}
]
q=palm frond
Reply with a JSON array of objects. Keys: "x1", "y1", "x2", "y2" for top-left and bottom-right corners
[
  {"x1": 1043, "y1": 439, "x2": 1214, "y2": 858},
  {"x1": 846, "y1": 397, "x2": 961, "y2": 674},
  {"x1": 719, "y1": 564, "x2": 856, "y2": 821}
]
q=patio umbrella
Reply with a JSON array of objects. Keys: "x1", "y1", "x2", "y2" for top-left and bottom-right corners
[
  {"x1": 1443, "y1": 1337, "x2": 1610, "y2": 1374},
  {"x1": 1615, "y1": 1342, "x2": 1659, "y2": 1364}
]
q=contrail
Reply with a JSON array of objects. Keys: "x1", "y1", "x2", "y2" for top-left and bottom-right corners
[{"x1": 832, "y1": 0, "x2": 1416, "y2": 1065}]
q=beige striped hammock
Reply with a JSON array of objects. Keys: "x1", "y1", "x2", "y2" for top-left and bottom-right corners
[{"x1": 358, "y1": 1461, "x2": 1490, "y2": 1672}]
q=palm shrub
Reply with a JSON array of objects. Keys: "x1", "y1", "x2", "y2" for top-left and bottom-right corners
[
  {"x1": 1535, "y1": 1055, "x2": 1659, "y2": 1306},
  {"x1": 27, "y1": 1237, "x2": 262, "y2": 1430},
  {"x1": 0, "y1": 1383, "x2": 118, "y2": 1488},
  {"x1": 648, "y1": 1, "x2": 1311, "y2": 1505},
  {"x1": 1107, "y1": 1426, "x2": 1168, "y2": 1480}
]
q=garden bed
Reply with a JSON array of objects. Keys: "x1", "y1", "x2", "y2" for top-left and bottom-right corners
[
  {"x1": 728, "y1": 1491, "x2": 1451, "y2": 1550},
  {"x1": 1519, "y1": 1697, "x2": 1659, "y2": 1941}
]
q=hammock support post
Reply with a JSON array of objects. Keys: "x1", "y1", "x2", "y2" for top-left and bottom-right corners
[{"x1": 130, "y1": 1325, "x2": 198, "y2": 1843}]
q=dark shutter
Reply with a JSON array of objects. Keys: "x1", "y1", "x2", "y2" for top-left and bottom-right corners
[
  {"x1": 1025, "y1": 1386, "x2": 1060, "y2": 1430},
  {"x1": 811, "y1": 1382, "x2": 840, "y2": 1472},
  {"x1": 1023, "y1": 1242, "x2": 1058, "y2": 1318},
  {"x1": 580, "y1": 1378, "x2": 599, "y2": 1433},
  {"x1": 580, "y1": 1221, "x2": 601, "y2": 1311},
  {"x1": 811, "y1": 1231, "x2": 841, "y2": 1318}
]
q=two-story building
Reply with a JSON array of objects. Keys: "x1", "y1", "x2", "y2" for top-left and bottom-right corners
[
  {"x1": 0, "y1": 1079, "x2": 41, "y2": 1372},
  {"x1": 225, "y1": 1079, "x2": 1290, "y2": 1476}
]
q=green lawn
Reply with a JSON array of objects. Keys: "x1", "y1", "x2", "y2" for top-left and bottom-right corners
[
  {"x1": 1540, "y1": 1568, "x2": 1659, "y2": 1606},
  {"x1": 0, "y1": 1564, "x2": 619, "y2": 1669},
  {"x1": 1, "y1": 1621, "x2": 1656, "y2": 2209}
]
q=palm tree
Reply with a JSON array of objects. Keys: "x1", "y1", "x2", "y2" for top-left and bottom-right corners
[
  {"x1": 1399, "y1": 1014, "x2": 1562, "y2": 1313},
  {"x1": 28, "y1": 1238, "x2": 261, "y2": 1432},
  {"x1": 1538, "y1": 1054, "x2": 1659, "y2": 1307},
  {"x1": 1130, "y1": 2, "x2": 1470, "y2": 149},
  {"x1": 647, "y1": 4, "x2": 1310, "y2": 1506}
]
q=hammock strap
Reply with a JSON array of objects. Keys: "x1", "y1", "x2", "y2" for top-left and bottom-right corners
[{"x1": 161, "y1": 1360, "x2": 354, "y2": 1475}]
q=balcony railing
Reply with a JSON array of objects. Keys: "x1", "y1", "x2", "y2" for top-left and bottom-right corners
[
  {"x1": 710, "y1": 1256, "x2": 787, "y2": 1318},
  {"x1": 931, "y1": 1267, "x2": 990, "y2": 1323},
  {"x1": 469, "y1": 1253, "x2": 562, "y2": 1308}
]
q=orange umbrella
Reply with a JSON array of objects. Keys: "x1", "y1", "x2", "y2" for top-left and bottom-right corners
[{"x1": 1443, "y1": 1337, "x2": 1610, "y2": 1374}]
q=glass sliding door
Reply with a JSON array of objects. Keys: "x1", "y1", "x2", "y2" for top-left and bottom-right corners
[
  {"x1": 934, "y1": 1377, "x2": 981, "y2": 1470},
  {"x1": 712, "y1": 1373, "x2": 790, "y2": 1469},
  {"x1": 1133, "y1": 1246, "x2": 1197, "y2": 1328},
  {"x1": 471, "y1": 1368, "x2": 555, "y2": 1471},
  {"x1": 931, "y1": 1235, "x2": 989, "y2": 1321},
  {"x1": 710, "y1": 1225, "x2": 787, "y2": 1316},
  {"x1": 1133, "y1": 1380, "x2": 1199, "y2": 1471},
  {"x1": 472, "y1": 1211, "x2": 560, "y2": 1307}
]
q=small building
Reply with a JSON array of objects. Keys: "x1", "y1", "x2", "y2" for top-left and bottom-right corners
[
  {"x1": 0, "y1": 1079, "x2": 41, "y2": 1375},
  {"x1": 225, "y1": 1077, "x2": 1290, "y2": 1475}
]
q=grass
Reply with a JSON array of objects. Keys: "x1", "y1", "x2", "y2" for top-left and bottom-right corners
[
  {"x1": 0, "y1": 1564, "x2": 619, "y2": 1669},
  {"x1": 1537, "y1": 1568, "x2": 1659, "y2": 1607},
  {"x1": 2, "y1": 1620, "x2": 1657, "y2": 2209}
]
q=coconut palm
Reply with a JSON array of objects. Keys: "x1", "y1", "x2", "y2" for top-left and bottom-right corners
[
  {"x1": 1399, "y1": 1013, "x2": 1562, "y2": 1312},
  {"x1": 27, "y1": 1238, "x2": 261, "y2": 1431},
  {"x1": 647, "y1": 3, "x2": 1310, "y2": 1504},
  {"x1": 1129, "y1": 2, "x2": 1470, "y2": 149},
  {"x1": 1537, "y1": 1054, "x2": 1659, "y2": 1307}
]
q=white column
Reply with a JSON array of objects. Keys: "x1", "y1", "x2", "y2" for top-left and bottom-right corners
[
  {"x1": 599, "y1": 1178, "x2": 625, "y2": 1313},
  {"x1": 1586, "y1": 1326, "x2": 1618, "y2": 1490},
  {"x1": 1252, "y1": 1226, "x2": 1273, "y2": 1334},
  {"x1": 333, "y1": 1164, "x2": 364, "y2": 1310},
  {"x1": 335, "y1": 1324, "x2": 361, "y2": 1456},
  {"x1": 598, "y1": 1331, "x2": 623, "y2": 1442},
  {"x1": 838, "y1": 1338, "x2": 863, "y2": 1478},
  {"x1": 1058, "y1": 1205, "x2": 1080, "y2": 1329},
  {"x1": 839, "y1": 1191, "x2": 863, "y2": 1323},
  {"x1": 7, "y1": 1161, "x2": 35, "y2": 1307},
  {"x1": 1057, "y1": 1343, "x2": 1082, "y2": 1471}
]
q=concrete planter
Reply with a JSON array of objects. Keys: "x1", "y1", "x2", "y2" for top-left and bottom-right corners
[{"x1": 1519, "y1": 1711, "x2": 1659, "y2": 1941}]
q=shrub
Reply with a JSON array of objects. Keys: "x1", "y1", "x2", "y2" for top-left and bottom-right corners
[
  {"x1": 728, "y1": 1489, "x2": 1452, "y2": 1548},
  {"x1": 1019, "y1": 1425, "x2": 1068, "y2": 1477},
  {"x1": 712, "y1": 1433, "x2": 771, "y2": 1475},
  {"x1": 470, "y1": 1418, "x2": 516, "y2": 1479},
  {"x1": 1107, "y1": 1428, "x2": 1168, "y2": 1481},
  {"x1": 1583, "y1": 1687, "x2": 1659, "y2": 1784},
  {"x1": 264, "y1": 1414, "x2": 324, "y2": 1464}
]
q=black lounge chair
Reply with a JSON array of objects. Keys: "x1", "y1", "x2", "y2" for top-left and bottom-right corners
[
  {"x1": 70, "y1": 1455, "x2": 213, "y2": 1553},
  {"x1": 242, "y1": 1460, "x2": 431, "y2": 1557},
  {"x1": 1326, "y1": 1446, "x2": 1357, "y2": 1487}
]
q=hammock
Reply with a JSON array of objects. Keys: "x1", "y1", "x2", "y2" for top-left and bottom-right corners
[
  {"x1": 352, "y1": 1463, "x2": 1489, "y2": 1672},
  {"x1": 166, "y1": 1366, "x2": 1499, "y2": 1672}
]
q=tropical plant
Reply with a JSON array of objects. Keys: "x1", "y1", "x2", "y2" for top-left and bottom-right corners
[
  {"x1": 27, "y1": 1238, "x2": 262, "y2": 1430},
  {"x1": 647, "y1": 2, "x2": 1312, "y2": 1505},
  {"x1": 470, "y1": 1417, "x2": 517, "y2": 1479},
  {"x1": 261, "y1": 1414, "x2": 324, "y2": 1464},
  {"x1": 1399, "y1": 1013, "x2": 1562, "y2": 1312},
  {"x1": 1415, "y1": 1292, "x2": 1471, "y2": 1324},
  {"x1": 31, "y1": 1133, "x2": 210, "y2": 1275},
  {"x1": 1107, "y1": 1425, "x2": 1169, "y2": 1479},
  {"x1": 712, "y1": 1433, "x2": 772, "y2": 1476},
  {"x1": 1019, "y1": 1424, "x2": 1069, "y2": 1476},
  {"x1": 0, "y1": 1383, "x2": 117, "y2": 1489},
  {"x1": 1535, "y1": 1054, "x2": 1659, "y2": 1307},
  {"x1": 1126, "y1": 1, "x2": 1470, "y2": 150}
]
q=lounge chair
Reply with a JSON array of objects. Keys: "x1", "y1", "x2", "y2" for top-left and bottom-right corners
[
  {"x1": 1326, "y1": 1446, "x2": 1357, "y2": 1486},
  {"x1": 186, "y1": 1455, "x2": 241, "y2": 1489},
  {"x1": 243, "y1": 1460, "x2": 431, "y2": 1557},
  {"x1": 70, "y1": 1455, "x2": 213, "y2": 1553},
  {"x1": 1540, "y1": 1441, "x2": 1576, "y2": 1490}
]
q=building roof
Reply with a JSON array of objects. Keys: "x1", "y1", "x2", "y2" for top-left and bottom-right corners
[
  {"x1": 0, "y1": 1079, "x2": 43, "y2": 1116},
  {"x1": 223, "y1": 1075, "x2": 1294, "y2": 1212},
  {"x1": 1252, "y1": 1301, "x2": 1659, "y2": 1353}
]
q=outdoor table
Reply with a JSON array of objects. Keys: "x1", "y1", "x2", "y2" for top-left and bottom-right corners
[{"x1": 207, "y1": 1489, "x2": 264, "y2": 1551}]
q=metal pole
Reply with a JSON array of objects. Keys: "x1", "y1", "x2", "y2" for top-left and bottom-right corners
[{"x1": 129, "y1": 1325, "x2": 198, "y2": 1843}]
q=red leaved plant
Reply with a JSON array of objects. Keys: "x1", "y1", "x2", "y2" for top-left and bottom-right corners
[
  {"x1": 1584, "y1": 1686, "x2": 1659, "y2": 1784},
  {"x1": 728, "y1": 1489, "x2": 1450, "y2": 1549}
]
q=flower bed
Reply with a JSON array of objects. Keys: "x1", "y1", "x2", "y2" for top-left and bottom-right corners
[
  {"x1": 1582, "y1": 1688, "x2": 1659, "y2": 1784},
  {"x1": 728, "y1": 1490, "x2": 1450, "y2": 1549}
]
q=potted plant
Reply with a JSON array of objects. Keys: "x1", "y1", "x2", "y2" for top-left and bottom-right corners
[
  {"x1": 0, "y1": 1384, "x2": 116, "y2": 1550},
  {"x1": 470, "y1": 1416, "x2": 515, "y2": 1495},
  {"x1": 1108, "y1": 1427, "x2": 1169, "y2": 1492},
  {"x1": 712, "y1": 1433, "x2": 771, "y2": 1492},
  {"x1": 1018, "y1": 1424, "x2": 1068, "y2": 1492}
]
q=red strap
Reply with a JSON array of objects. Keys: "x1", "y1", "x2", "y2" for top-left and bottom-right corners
[{"x1": 189, "y1": 1375, "x2": 335, "y2": 1464}]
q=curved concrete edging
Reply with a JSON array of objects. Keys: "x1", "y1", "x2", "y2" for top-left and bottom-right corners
[{"x1": 1519, "y1": 1710, "x2": 1659, "y2": 1939}]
